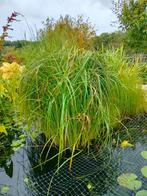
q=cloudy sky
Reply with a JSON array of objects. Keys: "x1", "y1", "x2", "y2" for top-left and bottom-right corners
[{"x1": 0, "y1": 0, "x2": 118, "y2": 40}]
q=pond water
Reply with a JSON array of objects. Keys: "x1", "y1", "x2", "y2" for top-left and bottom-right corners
[
  {"x1": 0, "y1": 115, "x2": 147, "y2": 196},
  {"x1": 0, "y1": 148, "x2": 31, "y2": 196}
]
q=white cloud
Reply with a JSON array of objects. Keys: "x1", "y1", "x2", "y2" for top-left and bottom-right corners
[{"x1": 0, "y1": 0, "x2": 118, "y2": 40}]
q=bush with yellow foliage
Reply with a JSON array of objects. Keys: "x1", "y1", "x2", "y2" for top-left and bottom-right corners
[{"x1": 0, "y1": 62, "x2": 24, "y2": 133}]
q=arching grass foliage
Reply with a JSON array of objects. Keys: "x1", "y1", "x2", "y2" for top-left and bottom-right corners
[{"x1": 18, "y1": 46, "x2": 146, "y2": 162}]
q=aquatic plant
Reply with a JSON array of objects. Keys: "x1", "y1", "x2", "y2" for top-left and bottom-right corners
[
  {"x1": 117, "y1": 150, "x2": 147, "y2": 195},
  {"x1": 141, "y1": 151, "x2": 147, "y2": 160},
  {"x1": 18, "y1": 44, "x2": 145, "y2": 164},
  {"x1": 0, "y1": 185, "x2": 9, "y2": 194},
  {"x1": 117, "y1": 173, "x2": 142, "y2": 190}
]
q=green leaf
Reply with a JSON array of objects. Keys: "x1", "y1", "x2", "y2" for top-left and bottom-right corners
[
  {"x1": 0, "y1": 125, "x2": 8, "y2": 135},
  {"x1": 126, "y1": 180, "x2": 142, "y2": 191},
  {"x1": 24, "y1": 177, "x2": 29, "y2": 184},
  {"x1": 141, "y1": 151, "x2": 147, "y2": 160},
  {"x1": 117, "y1": 173, "x2": 137, "y2": 186},
  {"x1": 0, "y1": 185, "x2": 9, "y2": 194},
  {"x1": 11, "y1": 138, "x2": 25, "y2": 152},
  {"x1": 11, "y1": 140, "x2": 22, "y2": 147},
  {"x1": 141, "y1": 166, "x2": 147, "y2": 178},
  {"x1": 31, "y1": 131, "x2": 39, "y2": 140},
  {"x1": 136, "y1": 190, "x2": 147, "y2": 196},
  {"x1": 12, "y1": 144, "x2": 25, "y2": 152},
  {"x1": 117, "y1": 173, "x2": 142, "y2": 190},
  {"x1": 19, "y1": 134, "x2": 26, "y2": 140},
  {"x1": 87, "y1": 182, "x2": 93, "y2": 191}
]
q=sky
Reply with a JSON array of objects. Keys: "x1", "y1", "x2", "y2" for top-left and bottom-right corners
[{"x1": 0, "y1": 0, "x2": 118, "y2": 40}]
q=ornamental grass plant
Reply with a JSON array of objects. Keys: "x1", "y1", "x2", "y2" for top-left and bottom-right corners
[
  {"x1": 18, "y1": 46, "x2": 146, "y2": 162},
  {"x1": 17, "y1": 16, "x2": 146, "y2": 164}
]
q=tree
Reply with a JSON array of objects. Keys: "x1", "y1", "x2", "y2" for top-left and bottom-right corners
[
  {"x1": 4, "y1": 40, "x2": 30, "y2": 48},
  {"x1": 113, "y1": 0, "x2": 147, "y2": 53},
  {"x1": 93, "y1": 31, "x2": 125, "y2": 50}
]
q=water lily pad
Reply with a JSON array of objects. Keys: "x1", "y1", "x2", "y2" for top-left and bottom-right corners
[
  {"x1": 0, "y1": 185, "x2": 9, "y2": 194},
  {"x1": 141, "y1": 151, "x2": 147, "y2": 160},
  {"x1": 141, "y1": 166, "x2": 147, "y2": 178},
  {"x1": 117, "y1": 173, "x2": 137, "y2": 185},
  {"x1": 126, "y1": 180, "x2": 142, "y2": 190},
  {"x1": 136, "y1": 190, "x2": 147, "y2": 196},
  {"x1": 117, "y1": 173, "x2": 141, "y2": 190}
]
